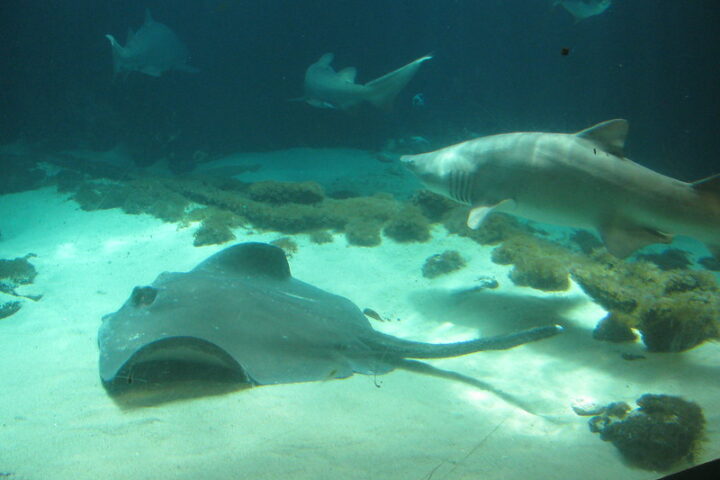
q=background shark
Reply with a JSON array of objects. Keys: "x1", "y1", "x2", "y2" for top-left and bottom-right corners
[
  {"x1": 301, "y1": 53, "x2": 432, "y2": 111},
  {"x1": 554, "y1": 0, "x2": 612, "y2": 22},
  {"x1": 105, "y1": 10, "x2": 197, "y2": 77},
  {"x1": 402, "y1": 119, "x2": 720, "y2": 259}
]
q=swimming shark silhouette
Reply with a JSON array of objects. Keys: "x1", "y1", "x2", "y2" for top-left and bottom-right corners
[
  {"x1": 105, "y1": 10, "x2": 197, "y2": 77},
  {"x1": 554, "y1": 0, "x2": 612, "y2": 22},
  {"x1": 402, "y1": 119, "x2": 720, "y2": 259},
  {"x1": 300, "y1": 53, "x2": 432, "y2": 111}
]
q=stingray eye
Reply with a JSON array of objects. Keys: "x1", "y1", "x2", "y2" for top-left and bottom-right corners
[{"x1": 131, "y1": 286, "x2": 158, "y2": 307}]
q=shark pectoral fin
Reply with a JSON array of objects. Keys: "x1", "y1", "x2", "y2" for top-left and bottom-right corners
[
  {"x1": 467, "y1": 199, "x2": 515, "y2": 229},
  {"x1": 576, "y1": 119, "x2": 628, "y2": 158},
  {"x1": 467, "y1": 206, "x2": 495, "y2": 229},
  {"x1": 598, "y1": 220, "x2": 673, "y2": 258},
  {"x1": 105, "y1": 34, "x2": 120, "y2": 49}
]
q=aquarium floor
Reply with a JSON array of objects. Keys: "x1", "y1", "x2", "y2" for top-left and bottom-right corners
[{"x1": 0, "y1": 186, "x2": 718, "y2": 480}]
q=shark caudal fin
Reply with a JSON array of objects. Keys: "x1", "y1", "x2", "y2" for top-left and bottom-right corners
[{"x1": 364, "y1": 55, "x2": 432, "y2": 111}]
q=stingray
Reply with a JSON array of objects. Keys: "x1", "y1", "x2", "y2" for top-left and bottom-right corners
[{"x1": 99, "y1": 243, "x2": 561, "y2": 400}]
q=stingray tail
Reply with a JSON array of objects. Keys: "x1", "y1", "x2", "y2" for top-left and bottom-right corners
[
  {"x1": 368, "y1": 325, "x2": 562, "y2": 359},
  {"x1": 363, "y1": 54, "x2": 432, "y2": 111}
]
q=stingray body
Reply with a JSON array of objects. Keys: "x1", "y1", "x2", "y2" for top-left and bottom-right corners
[
  {"x1": 99, "y1": 243, "x2": 560, "y2": 392},
  {"x1": 105, "y1": 10, "x2": 196, "y2": 77}
]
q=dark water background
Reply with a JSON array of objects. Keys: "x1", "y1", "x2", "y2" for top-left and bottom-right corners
[{"x1": 0, "y1": 0, "x2": 718, "y2": 179}]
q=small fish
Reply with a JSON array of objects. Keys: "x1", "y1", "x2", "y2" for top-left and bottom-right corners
[{"x1": 362, "y1": 307, "x2": 386, "y2": 322}]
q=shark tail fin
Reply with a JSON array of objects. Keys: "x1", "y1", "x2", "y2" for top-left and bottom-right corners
[{"x1": 364, "y1": 54, "x2": 432, "y2": 111}]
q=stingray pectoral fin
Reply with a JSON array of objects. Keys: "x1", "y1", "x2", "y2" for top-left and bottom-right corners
[{"x1": 367, "y1": 325, "x2": 563, "y2": 359}]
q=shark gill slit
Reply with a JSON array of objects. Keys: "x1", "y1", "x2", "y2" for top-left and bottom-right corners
[
  {"x1": 451, "y1": 171, "x2": 465, "y2": 203},
  {"x1": 455, "y1": 171, "x2": 470, "y2": 204}
]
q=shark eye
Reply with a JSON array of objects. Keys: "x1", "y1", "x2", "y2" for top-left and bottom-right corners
[{"x1": 131, "y1": 286, "x2": 158, "y2": 307}]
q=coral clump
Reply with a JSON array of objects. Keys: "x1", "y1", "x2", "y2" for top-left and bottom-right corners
[
  {"x1": 636, "y1": 248, "x2": 692, "y2": 271},
  {"x1": 411, "y1": 190, "x2": 457, "y2": 222},
  {"x1": 445, "y1": 210, "x2": 535, "y2": 246},
  {"x1": 491, "y1": 235, "x2": 571, "y2": 291},
  {"x1": 72, "y1": 179, "x2": 189, "y2": 223},
  {"x1": 422, "y1": 251, "x2": 466, "y2": 278},
  {"x1": 270, "y1": 237, "x2": 299, "y2": 257},
  {"x1": 383, "y1": 206, "x2": 431, "y2": 243},
  {"x1": 0, "y1": 301, "x2": 22, "y2": 319},
  {"x1": 0, "y1": 254, "x2": 38, "y2": 295},
  {"x1": 308, "y1": 230, "x2": 333, "y2": 244},
  {"x1": 345, "y1": 219, "x2": 382, "y2": 247},
  {"x1": 248, "y1": 181, "x2": 324, "y2": 205},
  {"x1": 571, "y1": 255, "x2": 720, "y2": 351},
  {"x1": 189, "y1": 207, "x2": 243, "y2": 247},
  {"x1": 589, "y1": 394, "x2": 706, "y2": 471}
]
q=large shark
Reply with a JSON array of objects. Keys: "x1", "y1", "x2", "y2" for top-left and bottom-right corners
[
  {"x1": 105, "y1": 10, "x2": 197, "y2": 77},
  {"x1": 300, "y1": 53, "x2": 432, "y2": 111},
  {"x1": 402, "y1": 119, "x2": 720, "y2": 259},
  {"x1": 554, "y1": 0, "x2": 612, "y2": 22}
]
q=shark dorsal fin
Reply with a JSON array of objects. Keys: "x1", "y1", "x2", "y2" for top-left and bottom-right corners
[
  {"x1": 144, "y1": 9, "x2": 155, "y2": 25},
  {"x1": 691, "y1": 173, "x2": 720, "y2": 194},
  {"x1": 195, "y1": 243, "x2": 291, "y2": 280},
  {"x1": 575, "y1": 119, "x2": 628, "y2": 158},
  {"x1": 338, "y1": 67, "x2": 357, "y2": 83}
]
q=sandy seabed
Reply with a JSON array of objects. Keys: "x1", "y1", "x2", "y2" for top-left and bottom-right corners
[{"x1": 0, "y1": 163, "x2": 718, "y2": 480}]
